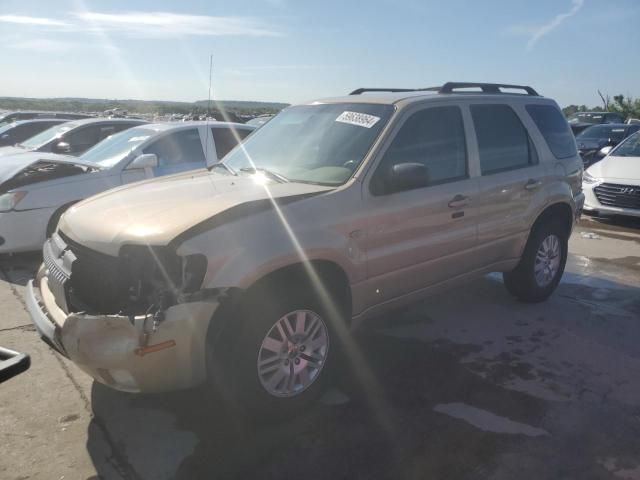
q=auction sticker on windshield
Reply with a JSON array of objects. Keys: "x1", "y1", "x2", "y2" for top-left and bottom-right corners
[{"x1": 336, "y1": 111, "x2": 380, "y2": 128}]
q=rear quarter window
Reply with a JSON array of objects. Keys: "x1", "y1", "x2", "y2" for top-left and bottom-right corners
[{"x1": 526, "y1": 104, "x2": 577, "y2": 159}]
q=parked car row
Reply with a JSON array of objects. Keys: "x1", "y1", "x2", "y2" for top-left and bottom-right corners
[{"x1": 21, "y1": 83, "x2": 587, "y2": 417}]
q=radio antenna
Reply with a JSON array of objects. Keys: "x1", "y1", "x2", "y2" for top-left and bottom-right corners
[{"x1": 204, "y1": 54, "x2": 213, "y2": 163}]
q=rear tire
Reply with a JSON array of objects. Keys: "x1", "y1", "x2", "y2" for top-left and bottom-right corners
[
  {"x1": 206, "y1": 282, "x2": 341, "y2": 420},
  {"x1": 503, "y1": 219, "x2": 568, "y2": 303}
]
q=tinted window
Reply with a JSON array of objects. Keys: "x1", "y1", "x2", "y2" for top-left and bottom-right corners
[
  {"x1": 64, "y1": 125, "x2": 104, "y2": 151},
  {"x1": 576, "y1": 125, "x2": 627, "y2": 142},
  {"x1": 375, "y1": 106, "x2": 467, "y2": 190},
  {"x1": 611, "y1": 132, "x2": 640, "y2": 157},
  {"x1": 144, "y1": 129, "x2": 205, "y2": 166},
  {"x1": 526, "y1": 104, "x2": 577, "y2": 159},
  {"x1": 212, "y1": 127, "x2": 252, "y2": 160},
  {"x1": 472, "y1": 105, "x2": 536, "y2": 175}
]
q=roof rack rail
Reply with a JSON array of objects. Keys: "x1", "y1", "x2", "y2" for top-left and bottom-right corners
[
  {"x1": 349, "y1": 88, "x2": 427, "y2": 95},
  {"x1": 349, "y1": 83, "x2": 539, "y2": 96},
  {"x1": 439, "y1": 82, "x2": 539, "y2": 96}
]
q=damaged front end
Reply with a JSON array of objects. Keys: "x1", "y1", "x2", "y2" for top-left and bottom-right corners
[{"x1": 27, "y1": 231, "x2": 225, "y2": 392}]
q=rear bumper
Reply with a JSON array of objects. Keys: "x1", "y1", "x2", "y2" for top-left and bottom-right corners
[{"x1": 26, "y1": 265, "x2": 221, "y2": 393}]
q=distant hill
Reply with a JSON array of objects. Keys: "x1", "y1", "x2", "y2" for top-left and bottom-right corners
[{"x1": 0, "y1": 96, "x2": 289, "y2": 117}]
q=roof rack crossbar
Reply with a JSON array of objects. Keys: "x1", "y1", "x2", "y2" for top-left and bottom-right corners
[{"x1": 439, "y1": 82, "x2": 539, "y2": 96}]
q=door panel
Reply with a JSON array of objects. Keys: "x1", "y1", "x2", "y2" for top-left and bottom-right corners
[
  {"x1": 471, "y1": 104, "x2": 549, "y2": 264},
  {"x1": 362, "y1": 179, "x2": 480, "y2": 306},
  {"x1": 361, "y1": 104, "x2": 480, "y2": 308}
]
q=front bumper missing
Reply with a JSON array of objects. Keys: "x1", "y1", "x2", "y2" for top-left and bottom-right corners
[{"x1": 26, "y1": 267, "x2": 222, "y2": 393}]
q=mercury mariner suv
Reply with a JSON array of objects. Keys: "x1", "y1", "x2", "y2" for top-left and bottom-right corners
[{"x1": 27, "y1": 82, "x2": 584, "y2": 416}]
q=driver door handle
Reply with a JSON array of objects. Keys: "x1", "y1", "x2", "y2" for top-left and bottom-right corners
[
  {"x1": 524, "y1": 179, "x2": 542, "y2": 191},
  {"x1": 448, "y1": 194, "x2": 469, "y2": 209}
]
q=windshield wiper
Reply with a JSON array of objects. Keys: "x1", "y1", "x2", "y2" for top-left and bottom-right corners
[
  {"x1": 209, "y1": 162, "x2": 237, "y2": 175},
  {"x1": 240, "y1": 167, "x2": 289, "y2": 183}
]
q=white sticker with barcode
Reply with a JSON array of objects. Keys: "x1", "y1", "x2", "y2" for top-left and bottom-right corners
[{"x1": 335, "y1": 111, "x2": 380, "y2": 128}]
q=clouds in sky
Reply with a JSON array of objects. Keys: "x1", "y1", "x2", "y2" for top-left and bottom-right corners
[{"x1": 0, "y1": 11, "x2": 281, "y2": 37}]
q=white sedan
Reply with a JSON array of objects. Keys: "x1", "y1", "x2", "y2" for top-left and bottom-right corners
[
  {"x1": 0, "y1": 121, "x2": 253, "y2": 253},
  {"x1": 583, "y1": 131, "x2": 640, "y2": 218}
]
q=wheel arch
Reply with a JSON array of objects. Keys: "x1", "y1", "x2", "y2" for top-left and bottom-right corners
[{"x1": 531, "y1": 201, "x2": 574, "y2": 238}]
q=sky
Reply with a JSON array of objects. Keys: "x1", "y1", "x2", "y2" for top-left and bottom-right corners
[{"x1": 1, "y1": 0, "x2": 639, "y2": 107}]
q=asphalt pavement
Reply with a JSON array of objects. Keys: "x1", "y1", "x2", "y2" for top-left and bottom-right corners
[{"x1": 1, "y1": 215, "x2": 639, "y2": 480}]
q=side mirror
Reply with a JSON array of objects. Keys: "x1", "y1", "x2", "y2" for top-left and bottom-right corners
[
  {"x1": 126, "y1": 153, "x2": 158, "y2": 170},
  {"x1": 598, "y1": 146, "x2": 613, "y2": 158},
  {"x1": 385, "y1": 162, "x2": 430, "y2": 193},
  {"x1": 52, "y1": 141, "x2": 71, "y2": 154}
]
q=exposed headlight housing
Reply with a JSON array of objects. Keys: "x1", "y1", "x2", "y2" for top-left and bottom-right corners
[
  {"x1": 0, "y1": 191, "x2": 27, "y2": 212},
  {"x1": 583, "y1": 171, "x2": 602, "y2": 185}
]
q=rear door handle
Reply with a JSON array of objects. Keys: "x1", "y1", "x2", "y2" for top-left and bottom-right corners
[
  {"x1": 448, "y1": 194, "x2": 469, "y2": 209},
  {"x1": 524, "y1": 179, "x2": 542, "y2": 191}
]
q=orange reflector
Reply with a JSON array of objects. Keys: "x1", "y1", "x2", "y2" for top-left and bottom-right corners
[{"x1": 135, "y1": 340, "x2": 176, "y2": 357}]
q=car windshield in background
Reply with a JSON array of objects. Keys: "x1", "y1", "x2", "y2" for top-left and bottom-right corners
[
  {"x1": 611, "y1": 132, "x2": 640, "y2": 157},
  {"x1": 576, "y1": 125, "x2": 626, "y2": 141},
  {"x1": 568, "y1": 112, "x2": 604, "y2": 124},
  {"x1": 223, "y1": 103, "x2": 394, "y2": 185},
  {"x1": 0, "y1": 123, "x2": 17, "y2": 135},
  {"x1": 18, "y1": 122, "x2": 78, "y2": 149},
  {"x1": 80, "y1": 127, "x2": 155, "y2": 167}
]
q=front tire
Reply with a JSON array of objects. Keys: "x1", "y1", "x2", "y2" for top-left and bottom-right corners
[
  {"x1": 503, "y1": 219, "x2": 568, "y2": 303},
  {"x1": 207, "y1": 283, "x2": 339, "y2": 419}
]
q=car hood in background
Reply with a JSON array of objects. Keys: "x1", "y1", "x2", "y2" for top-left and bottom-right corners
[
  {"x1": 0, "y1": 146, "x2": 28, "y2": 157},
  {"x1": 0, "y1": 152, "x2": 100, "y2": 189},
  {"x1": 59, "y1": 170, "x2": 334, "y2": 256},
  {"x1": 587, "y1": 155, "x2": 640, "y2": 184}
]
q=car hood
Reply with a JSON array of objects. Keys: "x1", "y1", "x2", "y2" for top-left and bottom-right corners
[
  {"x1": 587, "y1": 155, "x2": 640, "y2": 184},
  {"x1": 0, "y1": 145, "x2": 29, "y2": 157},
  {"x1": 59, "y1": 170, "x2": 334, "y2": 256},
  {"x1": 0, "y1": 152, "x2": 99, "y2": 189}
]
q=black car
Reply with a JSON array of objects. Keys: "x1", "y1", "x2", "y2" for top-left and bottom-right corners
[
  {"x1": 0, "y1": 119, "x2": 68, "y2": 147},
  {"x1": 0, "y1": 118, "x2": 148, "y2": 157},
  {"x1": 567, "y1": 111, "x2": 625, "y2": 135},
  {"x1": 575, "y1": 123, "x2": 640, "y2": 167},
  {"x1": 0, "y1": 111, "x2": 93, "y2": 127}
]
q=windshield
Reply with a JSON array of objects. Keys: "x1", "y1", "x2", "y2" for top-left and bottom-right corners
[
  {"x1": 0, "y1": 122, "x2": 17, "y2": 135},
  {"x1": 568, "y1": 112, "x2": 604, "y2": 124},
  {"x1": 223, "y1": 103, "x2": 394, "y2": 185},
  {"x1": 19, "y1": 122, "x2": 77, "y2": 149},
  {"x1": 79, "y1": 127, "x2": 155, "y2": 167},
  {"x1": 611, "y1": 131, "x2": 640, "y2": 157},
  {"x1": 576, "y1": 125, "x2": 626, "y2": 141}
]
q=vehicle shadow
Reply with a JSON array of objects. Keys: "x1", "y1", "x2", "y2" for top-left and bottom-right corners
[
  {"x1": 0, "y1": 252, "x2": 41, "y2": 286},
  {"x1": 85, "y1": 272, "x2": 640, "y2": 480},
  {"x1": 582, "y1": 213, "x2": 640, "y2": 232},
  {"x1": 86, "y1": 308, "x2": 547, "y2": 479}
]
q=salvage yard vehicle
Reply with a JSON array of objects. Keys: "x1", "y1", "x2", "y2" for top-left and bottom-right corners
[
  {"x1": 27, "y1": 82, "x2": 584, "y2": 417},
  {"x1": 0, "y1": 118, "x2": 147, "y2": 158},
  {"x1": 0, "y1": 122, "x2": 254, "y2": 253},
  {"x1": 0, "y1": 110, "x2": 93, "y2": 127},
  {"x1": 576, "y1": 123, "x2": 640, "y2": 168},
  {"x1": 583, "y1": 131, "x2": 640, "y2": 218},
  {"x1": 0, "y1": 119, "x2": 69, "y2": 147},
  {"x1": 567, "y1": 111, "x2": 625, "y2": 135}
]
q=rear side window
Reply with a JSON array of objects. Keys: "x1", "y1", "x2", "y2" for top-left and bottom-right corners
[
  {"x1": 471, "y1": 104, "x2": 536, "y2": 175},
  {"x1": 376, "y1": 106, "x2": 468, "y2": 187},
  {"x1": 526, "y1": 104, "x2": 577, "y2": 159},
  {"x1": 144, "y1": 129, "x2": 206, "y2": 166},
  {"x1": 212, "y1": 127, "x2": 252, "y2": 159}
]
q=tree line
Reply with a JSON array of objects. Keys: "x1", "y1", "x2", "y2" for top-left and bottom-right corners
[{"x1": 563, "y1": 93, "x2": 640, "y2": 120}]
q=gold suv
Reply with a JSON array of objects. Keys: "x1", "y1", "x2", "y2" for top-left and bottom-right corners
[{"x1": 27, "y1": 82, "x2": 584, "y2": 416}]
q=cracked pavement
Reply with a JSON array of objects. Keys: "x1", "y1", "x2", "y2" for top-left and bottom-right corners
[{"x1": 1, "y1": 215, "x2": 639, "y2": 480}]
